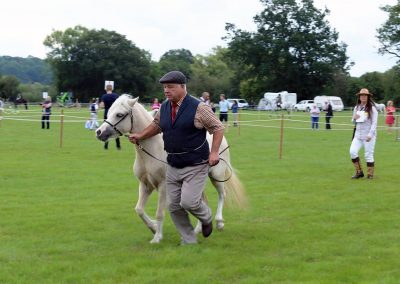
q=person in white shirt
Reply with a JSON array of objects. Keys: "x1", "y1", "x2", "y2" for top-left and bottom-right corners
[
  {"x1": 218, "y1": 94, "x2": 229, "y2": 123},
  {"x1": 350, "y1": 88, "x2": 378, "y2": 179},
  {"x1": 310, "y1": 104, "x2": 320, "y2": 130}
]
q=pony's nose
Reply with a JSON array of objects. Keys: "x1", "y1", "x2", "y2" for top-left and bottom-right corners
[{"x1": 96, "y1": 129, "x2": 101, "y2": 136}]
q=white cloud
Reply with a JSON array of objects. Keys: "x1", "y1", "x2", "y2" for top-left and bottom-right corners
[{"x1": 0, "y1": 0, "x2": 397, "y2": 76}]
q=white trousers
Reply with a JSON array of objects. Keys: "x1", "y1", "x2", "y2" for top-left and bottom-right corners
[
  {"x1": 90, "y1": 113, "x2": 98, "y2": 129},
  {"x1": 349, "y1": 136, "x2": 376, "y2": 162}
]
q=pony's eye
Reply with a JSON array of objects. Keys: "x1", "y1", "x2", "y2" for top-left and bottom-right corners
[{"x1": 116, "y1": 113, "x2": 125, "y2": 118}]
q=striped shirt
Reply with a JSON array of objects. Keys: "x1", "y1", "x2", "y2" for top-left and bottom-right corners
[{"x1": 152, "y1": 95, "x2": 224, "y2": 134}]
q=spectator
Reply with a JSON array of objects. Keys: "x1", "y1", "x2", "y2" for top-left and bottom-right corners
[
  {"x1": 324, "y1": 101, "x2": 333, "y2": 129},
  {"x1": 219, "y1": 94, "x2": 229, "y2": 124},
  {"x1": 89, "y1": 98, "x2": 99, "y2": 130},
  {"x1": 385, "y1": 100, "x2": 396, "y2": 133},
  {"x1": 41, "y1": 96, "x2": 52, "y2": 129},
  {"x1": 232, "y1": 100, "x2": 239, "y2": 127},
  {"x1": 310, "y1": 104, "x2": 320, "y2": 130}
]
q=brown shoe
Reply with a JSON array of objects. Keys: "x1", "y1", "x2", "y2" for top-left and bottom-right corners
[{"x1": 202, "y1": 222, "x2": 213, "y2": 238}]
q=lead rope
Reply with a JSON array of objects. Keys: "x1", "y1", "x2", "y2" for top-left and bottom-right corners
[{"x1": 124, "y1": 136, "x2": 232, "y2": 183}]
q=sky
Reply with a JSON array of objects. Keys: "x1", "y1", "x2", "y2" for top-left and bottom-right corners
[{"x1": 0, "y1": 0, "x2": 398, "y2": 77}]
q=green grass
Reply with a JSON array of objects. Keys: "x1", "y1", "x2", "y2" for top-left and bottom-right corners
[{"x1": 1, "y1": 106, "x2": 399, "y2": 283}]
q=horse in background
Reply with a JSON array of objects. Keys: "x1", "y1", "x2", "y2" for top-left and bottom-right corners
[
  {"x1": 375, "y1": 103, "x2": 385, "y2": 113},
  {"x1": 96, "y1": 95, "x2": 247, "y2": 243}
]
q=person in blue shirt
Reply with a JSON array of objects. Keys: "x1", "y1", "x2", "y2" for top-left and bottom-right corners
[
  {"x1": 231, "y1": 100, "x2": 239, "y2": 126},
  {"x1": 218, "y1": 94, "x2": 230, "y2": 124},
  {"x1": 100, "y1": 84, "x2": 121, "y2": 150}
]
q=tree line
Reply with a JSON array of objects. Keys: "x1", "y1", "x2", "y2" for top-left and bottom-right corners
[{"x1": 1, "y1": 0, "x2": 399, "y2": 107}]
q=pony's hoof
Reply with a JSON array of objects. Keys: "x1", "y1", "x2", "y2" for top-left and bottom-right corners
[
  {"x1": 216, "y1": 220, "x2": 225, "y2": 231},
  {"x1": 150, "y1": 235, "x2": 162, "y2": 244}
]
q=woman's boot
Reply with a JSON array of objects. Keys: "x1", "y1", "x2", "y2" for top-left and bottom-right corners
[
  {"x1": 367, "y1": 162, "x2": 374, "y2": 179},
  {"x1": 351, "y1": 157, "x2": 364, "y2": 179}
]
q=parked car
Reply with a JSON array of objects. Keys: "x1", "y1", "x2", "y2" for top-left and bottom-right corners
[
  {"x1": 293, "y1": 100, "x2": 315, "y2": 112},
  {"x1": 227, "y1": 98, "x2": 249, "y2": 109}
]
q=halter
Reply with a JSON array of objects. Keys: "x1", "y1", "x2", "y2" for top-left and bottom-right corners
[{"x1": 104, "y1": 109, "x2": 133, "y2": 136}]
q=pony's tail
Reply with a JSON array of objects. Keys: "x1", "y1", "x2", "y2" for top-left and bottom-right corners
[{"x1": 224, "y1": 166, "x2": 248, "y2": 209}]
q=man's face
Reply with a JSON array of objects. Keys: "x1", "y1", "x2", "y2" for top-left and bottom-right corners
[{"x1": 163, "y1": 84, "x2": 185, "y2": 102}]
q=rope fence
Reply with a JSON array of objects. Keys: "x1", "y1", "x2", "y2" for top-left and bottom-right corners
[{"x1": 1, "y1": 108, "x2": 399, "y2": 151}]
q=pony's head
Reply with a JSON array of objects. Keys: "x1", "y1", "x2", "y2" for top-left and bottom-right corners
[{"x1": 96, "y1": 94, "x2": 139, "y2": 142}]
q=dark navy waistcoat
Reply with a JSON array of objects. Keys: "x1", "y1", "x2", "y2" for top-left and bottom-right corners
[{"x1": 159, "y1": 95, "x2": 209, "y2": 168}]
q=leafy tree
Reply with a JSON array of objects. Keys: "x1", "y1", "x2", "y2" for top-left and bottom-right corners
[
  {"x1": 377, "y1": 2, "x2": 400, "y2": 60},
  {"x1": 224, "y1": 0, "x2": 351, "y2": 101},
  {"x1": 18, "y1": 82, "x2": 57, "y2": 103},
  {"x1": 380, "y1": 66, "x2": 400, "y2": 105},
  {"x1": 0, "y1": 75, "x2": 20, "y2": 100},
  {"x1": 0, "y1": 56, "x2": 53, "y2": 84},
  {"x1": 158, "y1": 49, "x2": 194, "y2": 80},
  {"x1": 189, "y1": 47, "x2": 235, "y2": 101},
  {"x1": 358, "y1": 72, "x2": 385, "y2": 102},
  {"x1": 44, "y1": 26, "x2": 152, "y2": 101}
]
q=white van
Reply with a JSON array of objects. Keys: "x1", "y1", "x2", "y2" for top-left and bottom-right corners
[{"x1": 314, "y1": 96, "x2": 344, "y2": 111}]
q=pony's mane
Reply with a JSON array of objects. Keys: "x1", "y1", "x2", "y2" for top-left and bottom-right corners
[{"x1": 112, "y1": 94, "x2": 153, "y2": 120}]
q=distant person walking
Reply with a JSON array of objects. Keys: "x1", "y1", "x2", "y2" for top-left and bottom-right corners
[
  {"x1": 100, "y1": 83, "x2": 121, "y2": 150},
  {"x1": 324, "y1": 101, "x2": 333, "y2": 129},
  {"x1": 41, "y1": 96, "x2": 52, "y2": 129},
  {"x1": 310, "y1": 104, "x2": 320, "y2": 130}
]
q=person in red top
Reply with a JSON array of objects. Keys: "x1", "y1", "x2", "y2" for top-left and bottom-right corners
[{"x1": 385, "y1": 100, "x2": 396, "y2": 133}]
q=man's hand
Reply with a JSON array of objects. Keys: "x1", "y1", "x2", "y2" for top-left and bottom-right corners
[
  {"x1": 366, "y1": 135, "x2": 372, "y2": 142},
  {"x1": 128, "y1": 133, "x2": 141, "y2": 145},
  {"x1": 209, "y1": 152, "x2": 220, "y2": 166}
]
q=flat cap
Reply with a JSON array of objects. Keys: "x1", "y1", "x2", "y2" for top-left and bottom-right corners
[{"x1": 159, "y1": 71, "x2": 187, "y2": 84}]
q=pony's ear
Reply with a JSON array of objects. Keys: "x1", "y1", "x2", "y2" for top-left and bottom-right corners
[{"x1": 127, "y1": 97, "x2": 139, "y2": 107}]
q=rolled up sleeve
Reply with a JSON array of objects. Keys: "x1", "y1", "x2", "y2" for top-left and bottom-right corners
[{"x1": 195, "y1": 103, "x2": 224, "y2": 134}]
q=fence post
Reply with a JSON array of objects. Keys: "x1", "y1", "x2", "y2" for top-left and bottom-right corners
[
  {"x1": 60, "y1": 109, "x2": 64, "y2": 148},
  {"x1": 237, "y1": 111, "x2": 241, "y2": 136},
  {"x1": 279, "y1": 113, "x2": 284, "y2": 159}
]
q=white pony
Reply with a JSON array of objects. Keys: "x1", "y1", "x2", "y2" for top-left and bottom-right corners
[
  {"x1": 96, "y1": 95, "x2": 247, "y2": 243},
  {"x1": 375, "y1": 103, "x2": 385, "y2": 113}
]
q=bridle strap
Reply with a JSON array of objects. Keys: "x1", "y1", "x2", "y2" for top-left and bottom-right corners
[{"x1": 104, "y1": 109, "x2": 133, "y2": 136}]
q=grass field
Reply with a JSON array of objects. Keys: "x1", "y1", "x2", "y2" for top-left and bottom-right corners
[{"x1": 1, "y1": 105, "x2": 399, "y2": 283}]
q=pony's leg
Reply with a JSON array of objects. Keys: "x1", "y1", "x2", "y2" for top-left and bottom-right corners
[
  {"x1": 194, "y1": 179, "x2": 226, "y2": 233},
  {"x1": 150, "y1": 181, "x2": 166, "y2": 244},
  {"x1": 135, "y1": 182, "x2": 157, "y2": 235},
  {"x1": 211, "y1": 180, "x2": 225, "y2": 230}
]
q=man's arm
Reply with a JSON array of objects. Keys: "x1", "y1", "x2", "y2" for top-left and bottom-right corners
[
  {"x1": 128, "y1": 122, "x2": 160, "y2": 144},
  {"x1": 209, "y1": 129, "x2": 224, "y2": 166}
]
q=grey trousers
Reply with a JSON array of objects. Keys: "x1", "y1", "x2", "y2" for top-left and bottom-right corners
[{"x1": 166, "y1": 163, "x2": 212, "y2": 244}]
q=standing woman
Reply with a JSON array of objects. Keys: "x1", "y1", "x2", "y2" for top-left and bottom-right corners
[
  {"x1": 350, "y1": 88, "x2": 378, "y2": 179},
  {"x1": 41, "y1": 96, "x2": 52, "y2": 129},
  {"x1": 385, "y1": 100, "x2": 396, "y2": 133},
  {"x1": 310, "y1": 104, "x2": 320, "y2": 130}
]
